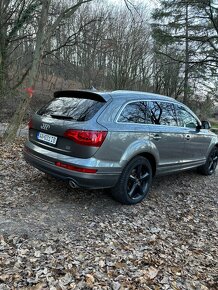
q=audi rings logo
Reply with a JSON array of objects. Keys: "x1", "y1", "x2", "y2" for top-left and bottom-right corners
[{"x1": 41, "y1": 123, "x2": 50, "y2": 130}]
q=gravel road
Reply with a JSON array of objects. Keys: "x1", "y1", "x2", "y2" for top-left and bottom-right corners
[{"x1": 0, "y1": 139, "x2": 217, "y2": 290}]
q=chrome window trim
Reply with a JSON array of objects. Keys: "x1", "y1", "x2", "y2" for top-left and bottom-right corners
[
  {"x1": 115, "y1": 99, "x2": 201, "y2": 129},
  {"x1": 115, "y1": 99, "x2": 179, "y2": 126}
]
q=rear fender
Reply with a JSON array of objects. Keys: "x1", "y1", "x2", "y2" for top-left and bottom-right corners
[{"x1": 119, "y1": 140, "x2": 159, "y2": 168}]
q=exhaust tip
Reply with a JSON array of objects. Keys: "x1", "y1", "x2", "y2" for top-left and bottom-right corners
[{"x1": 69, "y1": 180, "x2": 78, "y2": 189}]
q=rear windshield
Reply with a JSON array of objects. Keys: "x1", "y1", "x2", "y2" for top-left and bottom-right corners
[{"x1": 37, "y1": 97, "x2": 105, "y2": 121}]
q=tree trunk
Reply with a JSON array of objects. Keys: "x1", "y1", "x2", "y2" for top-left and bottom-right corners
[
  {"x1": 0, "y1": 51, "x2": 5, "y2": 98},
  {"x1": 0, "y1": 0, "x2": 7, "y2": 102},
  {"x1": 183, "y1": 3, "x2": 189, "y2": 104},
  {"x1": 3, "y1": 0, "x2": 51, "y2": 143}
]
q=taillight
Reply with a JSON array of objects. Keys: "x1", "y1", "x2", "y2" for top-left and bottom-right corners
[
  {"x1": 28, "y1": 119, "x2": 33, "y2": 129},
  {"x1": 55, "y1": 162, "x2": 97, "y2": 173},
  {"x1": 64, "y1": 130, "x2": 107, "y2": 147}
]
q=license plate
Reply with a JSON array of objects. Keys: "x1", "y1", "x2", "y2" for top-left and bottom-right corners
[{"x1": 37, "y1": 132, "x2": 57, "y2": 145}]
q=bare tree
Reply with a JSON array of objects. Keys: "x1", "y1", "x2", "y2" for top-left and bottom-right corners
[
  {"x1": 0, "y1": 0, "x2": 41, "y2": 99},
  {"x1": 105, "y1": 7, "x2": 152, "y2": 90},
  {"x1": 3, "y1": 0, "x2": 94, "y2": 143}
]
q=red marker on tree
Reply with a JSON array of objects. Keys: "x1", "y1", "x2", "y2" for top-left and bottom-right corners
[{"x1": 25, "y1": 87, "x2": 34, "y2": 98}]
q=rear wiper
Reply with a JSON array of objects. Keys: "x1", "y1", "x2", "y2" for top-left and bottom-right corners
[{"x1": 50, "y1": 114, "x2": 73, "y2": 120}]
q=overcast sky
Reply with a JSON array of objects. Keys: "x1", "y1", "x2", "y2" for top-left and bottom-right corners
[{"x1": 108, "y1": 0, "x2": 159, "y2": 8}]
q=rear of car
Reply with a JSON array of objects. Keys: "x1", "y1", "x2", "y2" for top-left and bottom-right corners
[{"x1": 23, "y1": 90, "x2": 121, "y2": 189}]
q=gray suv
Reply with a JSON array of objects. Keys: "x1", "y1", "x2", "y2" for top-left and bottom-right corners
[{"x1": 24, "y1": 90, "x2": 218, "y2": 204}]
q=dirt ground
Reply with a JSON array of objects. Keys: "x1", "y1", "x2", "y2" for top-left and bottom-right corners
[{"x1": 0, "y1": 139, "x2": 217, "y2": 290}]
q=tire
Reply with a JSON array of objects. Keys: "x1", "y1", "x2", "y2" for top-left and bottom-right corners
[
  {"x1": 198, "y1": 147, "x2": 218, "y2": 175},
  {"x1": 111, "y1": 156, "x2": 152, "y2": 205}
]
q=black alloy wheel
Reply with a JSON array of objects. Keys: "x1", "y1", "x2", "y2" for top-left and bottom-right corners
[
  {"x1": 127, "y1": 164, "x2": 150, "y2": 200},
  {"x1": 208, "y1": 148, "x2": 218, "y2": 174},
  {"x1": 111, "y1": 156, "x2": 152, "y2": 205},
  {"x1": 198, "y1": 147, "x2": 218, "y2": 175}
]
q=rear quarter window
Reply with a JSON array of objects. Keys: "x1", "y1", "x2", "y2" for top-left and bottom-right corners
[
  {"x1": 118, "y1": 101, "x2": 152, "y2": 124},
  {"x1": 37, "y1": 97, "x2": 105, "y2": 121}
]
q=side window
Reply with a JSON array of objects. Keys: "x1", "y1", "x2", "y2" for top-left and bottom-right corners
[
  {"x1": 176, "y1": 106, "x2": 198, "y2": 128},
  {"x1": 149, "y1": 102, "x2": 177, "y2": 126},
  {"x1": 118, "y1": 101, "x2": 152, "y2": 124}
]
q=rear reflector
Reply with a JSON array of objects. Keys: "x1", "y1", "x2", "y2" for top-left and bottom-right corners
[
  {"x1": 55, "y1": 162, "x2": 97, "y2": 173},
  {"x1": 64, "y1": 129, "x2": 107, "y2": 147}
]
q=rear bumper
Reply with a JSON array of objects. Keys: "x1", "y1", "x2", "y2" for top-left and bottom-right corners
[{"x1": 23, "y1": 141, "x2": 121, "y2": 189}]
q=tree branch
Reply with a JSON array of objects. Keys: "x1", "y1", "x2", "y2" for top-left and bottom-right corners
[{"x1": 44, "y1": 0, "x2": 94, "y2": 45}]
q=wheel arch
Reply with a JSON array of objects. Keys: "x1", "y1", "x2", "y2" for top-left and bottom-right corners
[
  {"x1": 119, "y1": 140, "x2": 159, "y2": 176},
  {"x1": 138, "y1": 152, "x2": 157, "y2": 176},
  {"x1": 121, "y1": 152, "x2": 157, "y2": 177},
  {"x1": 206, "y1": 142, "x2": 218, "y2": 158}
]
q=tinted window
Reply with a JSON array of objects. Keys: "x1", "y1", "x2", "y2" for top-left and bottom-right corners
[
  {"x1": 150, "y1": 102, "x2": 177, "y2": 126},
  {"x1": 37, "y1": 97, "x2": 105, "y2": 121},
  {"x1": 176, "y1": 106, "x2": 198, "y2": 128},
  {"x1": 118, "y1": 102, "x2": 152, "y2": 124}
]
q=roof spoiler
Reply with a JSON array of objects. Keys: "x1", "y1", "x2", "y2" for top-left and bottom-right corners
[{"x1": 54, "y1": 90, "x2": 106, "y2": 102}]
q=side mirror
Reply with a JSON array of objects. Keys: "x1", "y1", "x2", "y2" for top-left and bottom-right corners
[{"x1": 201, "y1": 120, "x2": 211, "y2": 129}]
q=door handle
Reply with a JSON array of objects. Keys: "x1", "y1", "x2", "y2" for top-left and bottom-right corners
[
  {"x1": 185, "y1": 134, "x2": 191, "y2": 140},
  {"x1": 152, "y1": 134, "x2": 162, "y2": 141}
]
